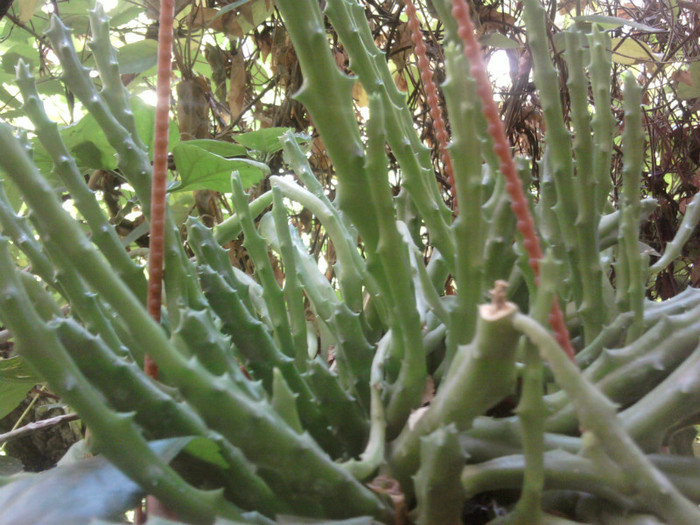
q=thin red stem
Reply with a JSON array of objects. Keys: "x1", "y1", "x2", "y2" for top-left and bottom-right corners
[
  {"x1": 450, "y1": 0, "x2": 576, "y2": 361},
  {"x1": 145, "y1": 0, "x2": 175, "y2": 379},
  {"x1": 403, "y1": 0, "x2": 457, "y2": 209}
]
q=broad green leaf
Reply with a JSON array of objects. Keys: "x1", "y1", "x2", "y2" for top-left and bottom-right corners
[
  {"x1": 35, "y1": 77, "x2": 65, "y2": 97},
  {"x1": 28, "y1": 143, "x2": 64, "y2": 189},
  {"x1": 182, "y1": 436, "x2": 229, "y2": 469},
  {"x1": 172, "y1": 142, "x2": 269, "y2": 193},
  {"x1": 58, "y1": 116, "x2": 118, "y2": 171},
  {"x1": 610, "y1": 37, "x2": 659, "y2": 65},
  {"x1": 575, "y1": 14, "x2": 660, "y2": 32},
  {"x1": 107, "y1": 5, "x2": 143, "y2": 27},
  {"x1": 57, "y1": 0, "x2": 93, "y2": 34},
  {"x1": 0, "y1": 355, "x2": 38, "y2": 419},
  {"x1": 181, "y1": 139, "x2": 247, "y2": 158},
  {"x1": 30, "y1": 98, "x2": 179, "y2": 180},
  {"x1": 0, "y1": 438, "x2": 191, "y2": 525},
  {"x1": 479, "y1": 33, "x2": 520, "y2": 49},
  {"x1": 0, "y1": 382, "x2": 32, "y2": 420},
  {"x1": 0, "y1": 357, "x2": 41, "y2": 384},
  {"x1": 0, "y1": 75, "x2": 22, "y2": 110},
  {"x1": 0, "y1": 177, "x2": 24, "y2": 211},
  {"x1": 131, "y1": 96, "x2": 181, "y2": 157},
  {"x1": 2, "y1": 44, "x2": 39, "y2": 74},
  {"x1": 192, "y1": 54, "x2": 214, "y2": 80},
  {"x1": 18, "y1": 0, "x2": 42, "y2": 23},
  {"x1": 117, "y1": 40, "x2": 158, "y2": 75},
  {"x1": 168, "y1": 191, "x2": 196, "y2": 227},
  {"x1": 233, "y1": 127, "x2": 308, "y2": 155}
]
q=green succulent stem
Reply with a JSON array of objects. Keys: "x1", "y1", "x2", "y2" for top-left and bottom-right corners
[
  {"x1": 214, "y1": 190, "x2": 273, "y2": 244},
  {"x1": 44, "y1": 15, "x2": 200, "y2": 321},
  {"x1": 230, "y1": 175, "x2": 296, "y2": 358},
  {"x1": 15, "y1": 60, "x2": 146, "y2": 301},
  {"x1": 389, "y1": 296, "x2": 520, "y2": 496},
  {"x1": 615, "y1": 74, "x2": 645, "y2": 342},
  {"x1": 442, "y1": 42, "x2": 484, "y2": 357},
  {"x1": 414, "y1": 424, "x2": 466, "y2": 525},
  {"x1": 588, "y1": 26, "x2": 615, "y2": 213},
  {"x1": 272, "y1": 187, "x2": 308, "y2": 371},
  {"x1": 269, "y1": 175, "x2": 368, "y2": 313},
  {"x1": 0, "y1": 237, "x2": 240, "y2": 524},
  {"x1": 0, "y1": 180, "x2": 57, "y2": 288},
  {"x1": 565, "y1": 29, "x2": 606, "y2": 343},
  {"x1": 364, "y1": 96, "x2": 426, "y2": 433},
  {"x1": 273, "y1": 0, "x2": 378, "y2": 254},
  {"x1": 324, "y1": 0, "x2": 456, "y2": 271},
  {"x1": 521, "y1": 0, "x2": 581, "y2": 302},
  {"x1": 512, "y1": 312, "x2": 700, "y2": 524},
  {"x1": 88, "y1": 5, "x2": 147, "y2": 152}
]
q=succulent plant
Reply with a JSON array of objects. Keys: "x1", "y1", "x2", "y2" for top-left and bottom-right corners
[{"x1": 1, "y1": 1, "x2": 700, "y2": 524}]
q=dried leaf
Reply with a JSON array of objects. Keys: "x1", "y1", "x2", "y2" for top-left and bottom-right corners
[
  {"x1": 228, "y1": 51, "x2": 247, "y2": 118},
  {"x1": 677, "y1": 1, "x2": 700, "y2": 14},
  {"x1": 176, "y1": 78, "x2": 210, "y2": 141},
  {"x1": 18, "y1": 0, "x2": 40, "y2": 23},
  {"x1": 187, "y1": 6, "x2": 219, "y2": 30},
  {"x1": 204, "y1": 44, "x2": 228, "y2": 102},
  {"x1": 221, "y1": 14, "x2": 245, "y2": 39},
  {"x1": 390, "y1": 22, "x2": 412, "y2": 71},
  {"x1": 256, "y1": 29, "x2": 273, "y2": 63},
  {"x1": 394, "y1": 71, "x2": 408, "y2": 92},
  {"x1": 674, "y1": 62, "x2": 700, "y2": 100},
  {"x1": 309, "y1": 135, "x2": 331, "y2": 172},
  {"x1": 610, "y1": 37, "x2": 660, "y2": 65},
  {"x1": 271, "y1": 27, "x2": 295, "y2": 80},
  {"x1": 352, "y1": 80, "x2": 369, "y2": 108},
  {"x1": 367, "y1": 476, "x2": 408, "y2": 525},
  {"x1": 334, "y1": 50, "x2": 346, "y2": 70}
]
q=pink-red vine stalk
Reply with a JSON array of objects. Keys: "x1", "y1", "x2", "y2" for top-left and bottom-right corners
[
  {"x1": 138, "y1": 0, "x2": 176, "y2": 521},
  {"x1": 145, "y1": 0, "x2": 175, "y2": 380},
  {"x1": 403, "y1": 0, "x2": 457, "y2": 209},
  {"x1": 450, "y1": 0, "x2": 576, "y2": 361}
]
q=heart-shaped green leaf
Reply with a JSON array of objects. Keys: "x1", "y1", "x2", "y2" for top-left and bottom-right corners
[{"x1": 172, "y1": 142, "x2": 269, "y2": 193}]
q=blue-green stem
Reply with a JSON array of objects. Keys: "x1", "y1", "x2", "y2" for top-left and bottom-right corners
[
  {"x1": 565, "y1": 29, "x2": 606, "y2": 342},
  {"x1": 513, "y1": 312, "x2": 700, "y2": 524},
  {"x1": 0, "y1": 237, "x2": 240, "y2": 524},
  {"x1": 325, "y1": 0, "x2": 456, "y2": 272},
  {"x1": 442, "y1": 42, "x2": 484, "y2": 361},
  {"x1": 230, "y1": 175, "x2": 295, "y2": 358},
  {"x1": 271, "y1": 187, "x2": 308, "y2": 371},
  {"x1": 588, "y1": 26, "x2": 615, "y2": 213},
  {"x1": 615, "y1": 74, "x2": 645, "y2": 342}
]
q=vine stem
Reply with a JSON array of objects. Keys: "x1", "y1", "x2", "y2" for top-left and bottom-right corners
[
  {"x1": 145, "y1": 0, "x2": 175, "y2": 379},
  {"x1": 403, "y1": 0, "x2": 456, "y2": 209},
  {"x1": 449, "y1": 0, "x2": 575, "y2": 361},
  {"x1": 141, "y1": 0, "x2": 176, "y2": 520}
]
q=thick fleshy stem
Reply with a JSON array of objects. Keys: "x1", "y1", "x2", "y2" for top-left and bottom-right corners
[
  {"x1": 403, "y1": 0, "x2": 456, "y2": 208},
  {"x1": 145, "y1": 0, "x2": 175, "y2": 379},
  {"x1": 450, "y1": 0, "x2": 575, "y2": 361}
]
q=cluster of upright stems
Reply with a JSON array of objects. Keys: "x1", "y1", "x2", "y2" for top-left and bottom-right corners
[{"x1": 0, "y1": 0, "x2": 700, "y2": 523}]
